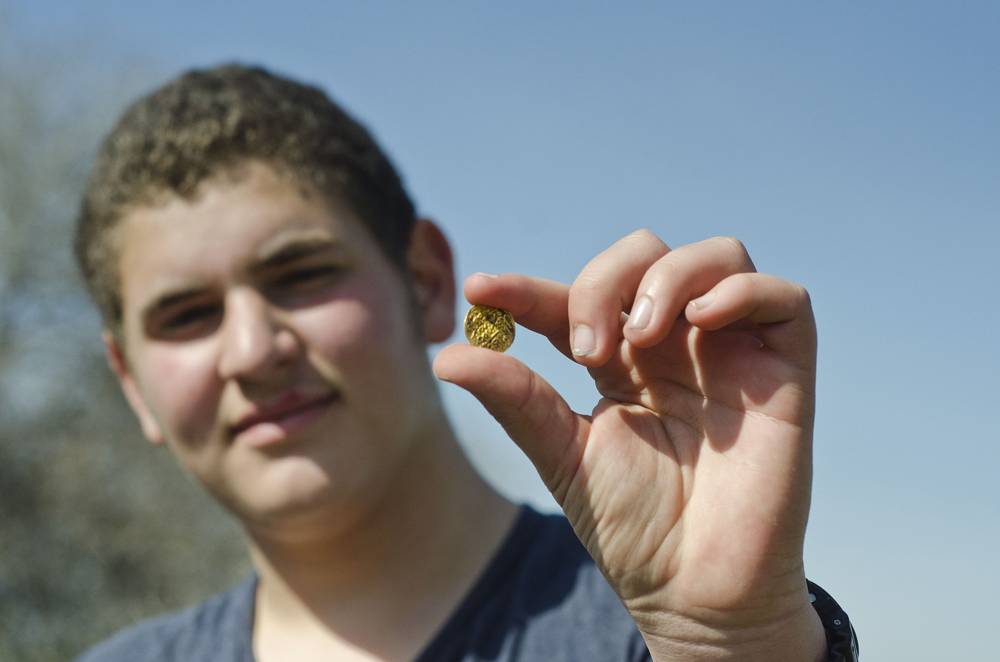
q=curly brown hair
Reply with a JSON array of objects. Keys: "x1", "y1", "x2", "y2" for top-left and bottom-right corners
[{"x1": 75, "y1": 63, "x2": 417, "y2": 335}]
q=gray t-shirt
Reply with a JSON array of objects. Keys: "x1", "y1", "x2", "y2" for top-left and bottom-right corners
[{"x1": 74, "y1": 507, "x2": 652, "y2": 661}]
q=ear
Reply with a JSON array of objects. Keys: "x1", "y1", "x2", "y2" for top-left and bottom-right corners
[
  {"x1": 103, "y1": 331, "x2": 166, "y2": 445},
  {"x1": 406, "y1": 219, "x2": 456, "y2": 343}
]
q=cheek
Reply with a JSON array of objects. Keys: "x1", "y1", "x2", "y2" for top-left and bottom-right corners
[
  {"x1": 298, "y1": 297, "x2": 399, "y2": 369},
  {"x1": 139, "y1": 343, "x2": 221, "y2": 442},
  {"x1": 296, "y1": 280, "x2": 422, "y2": 407},
  {"x1": 299, "y1": 276, "x2": 411, "y2": 362}
]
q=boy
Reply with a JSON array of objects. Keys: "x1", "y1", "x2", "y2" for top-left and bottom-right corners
[{"x1": 73, "y1": 64, "x2": 856, "y2": 661}]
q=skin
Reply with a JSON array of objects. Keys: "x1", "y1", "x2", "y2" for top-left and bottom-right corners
[
  {"x1": 433, "y1": 232, "x2": 828, "y2": 660},
  {"x1": 105, "y1": 161, "x2": 517, "y2": 661},
  {"x1": 105, "y1": 160, "x2": 825, "y2": 660}
]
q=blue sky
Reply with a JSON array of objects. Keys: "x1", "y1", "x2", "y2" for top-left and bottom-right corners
[{"x1": 14, "y1": 2, "x2": 999, "y2": 658}]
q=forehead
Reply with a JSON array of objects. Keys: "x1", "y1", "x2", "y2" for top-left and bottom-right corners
[{"x1": 117, "y1": 162, "x2": 376, "y2": 280}]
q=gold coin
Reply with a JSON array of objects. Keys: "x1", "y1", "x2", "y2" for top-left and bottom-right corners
[{"x1": 463, "y1": 304, "x2": 515, "y2": 352}]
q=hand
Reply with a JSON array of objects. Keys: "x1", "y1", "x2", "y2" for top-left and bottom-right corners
[{"x1": 433, "y1": 230, "x2": 827, "y2": 661}]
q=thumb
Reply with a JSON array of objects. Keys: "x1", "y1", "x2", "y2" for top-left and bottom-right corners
[{"x1": 433, "y1": 344, "x2": 587, "y2": 498}]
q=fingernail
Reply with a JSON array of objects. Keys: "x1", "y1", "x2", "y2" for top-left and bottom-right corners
[
  {"x1": 473, "y1": 272, "x2": 498, "y2": 279},
  {"x1": 689, "y1": 291, "x2": 715, "y2": 310},
  {"x1": 572, "y1": 324, "x2": 595, "y2": 356},
  {"x1": 628, "y1": 295, "x2": 653, "y2": 330}
]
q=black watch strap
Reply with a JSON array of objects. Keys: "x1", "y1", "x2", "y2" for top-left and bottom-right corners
[{"x1": 807, "y1": 580, "x2": 859, "y2": 661}]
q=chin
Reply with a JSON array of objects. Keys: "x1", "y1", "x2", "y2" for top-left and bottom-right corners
[{"x1": 228, "y1": 458, "x2": 374, "y2": 535}]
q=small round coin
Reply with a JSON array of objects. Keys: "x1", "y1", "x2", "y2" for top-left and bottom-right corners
[{"x1": 464, "y1": 304, "x2": 515, "y2": 352}]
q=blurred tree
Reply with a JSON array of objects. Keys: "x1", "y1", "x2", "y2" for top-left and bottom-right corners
[{"x1": 0, "y1": 18, "x2": 249, "y2": 662}]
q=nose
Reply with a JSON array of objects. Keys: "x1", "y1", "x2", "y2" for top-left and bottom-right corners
[{"x1": 217, "y1": 289, "x2": 297, "y2": 382}]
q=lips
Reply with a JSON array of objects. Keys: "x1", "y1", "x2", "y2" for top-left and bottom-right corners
[{"x1": 230, "y1": 391, "x2": 340, "y2": 447}]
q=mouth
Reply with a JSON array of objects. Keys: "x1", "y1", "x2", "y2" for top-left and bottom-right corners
[{"x1": 230, "y1": 391, "x2": 340, "y2": 448}]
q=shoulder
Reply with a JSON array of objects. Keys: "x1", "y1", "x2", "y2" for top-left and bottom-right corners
[{"x1": 72, "y1": 576, "x2": 256, "y2": 662}]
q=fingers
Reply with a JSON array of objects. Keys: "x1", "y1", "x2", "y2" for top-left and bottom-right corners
[
  {"x1": 432, "y1": 344, "x2": 587, "y2": 498},
  {"x1": 463, "y1": 232, "x2": 814, "y2": 370},
  {"x1": 684, "y1": 272, "x2": 817, "y2": 366},
  {"x1": 567, "y1": 229, "x2": 670, "y2": 364},
  {"x1": 617, "y1": 236, "x2": 757, "y2": 354},
  {"x1": 569, "y1": 234, "x2": 757, "y2": 366}
]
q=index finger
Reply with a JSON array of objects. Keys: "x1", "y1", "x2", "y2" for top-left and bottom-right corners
[
  {"x1": 566, "y1": 229, "x2": 671, "y2": 366},
  {"x1": 463, "y1": 272, "x2": 575, "y2": 359}
]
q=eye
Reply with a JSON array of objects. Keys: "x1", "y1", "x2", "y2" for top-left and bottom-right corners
[
  {"x1": 274, "y1": 266, "x2": 339, "y2": 288},
  {"x1": 267, "y1": 265, "x2": 344, "y2": 303},
  {"x1": 150, "y1": 303, "x2": 222, "y2": 341}
]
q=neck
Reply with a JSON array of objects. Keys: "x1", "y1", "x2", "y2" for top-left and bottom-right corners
[{"x1": 245, "y1": 420, "x2": 518, "y2": 660}]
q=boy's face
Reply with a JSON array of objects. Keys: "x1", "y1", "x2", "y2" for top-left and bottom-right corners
[{"x1": 107, "y1": 161, "x2": 455, "y2": 533}]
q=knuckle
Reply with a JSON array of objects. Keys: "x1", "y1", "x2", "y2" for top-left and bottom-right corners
[
  {"x1": 731, "y1": 271, "x2": 756, "y2": 293},
  {"x1": 630, "y1": 227, "x2": 660, "y2": 243},
  {"x1": 652, "y1": 253, "x2": 682, "y2": 281},
  {"x1": 568, "y1": 272, "x2": 609, "y2": 309},
  {"x1": 624, "y1": 228, "x2": 667, "y2": 252},
  {"x1": 714, "y1": 235, "x2": 749, "y2": 260},
  {"x1": 720, "y1": 272, "x2": 755, "y2": 303},
  {"x1": 774, "y1": 278, "x2": 812, "y2": 311},
  {"x1": 572, "y1": 271, "x2": 604, "y2": 294}
]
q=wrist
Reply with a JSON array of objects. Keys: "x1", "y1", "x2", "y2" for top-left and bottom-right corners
[
  {"x1": 637, "y1": 600, "x2": 827, "y2": 662},
  {"x1": 807, "y1": 580, "x2": 859, "y2": 662}
]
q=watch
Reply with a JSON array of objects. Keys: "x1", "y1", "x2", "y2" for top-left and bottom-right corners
[{"x1": 807, "y1": 580, "x2": 860, "y2": 662}]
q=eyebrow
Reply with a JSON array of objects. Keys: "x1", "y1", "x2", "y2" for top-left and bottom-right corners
[
  {"x1": 253, "y1": 236, "x2": 345, "y2": 272},
  {"x1": 139, "y1": 237, "x2": 347, "y2": 322}
]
